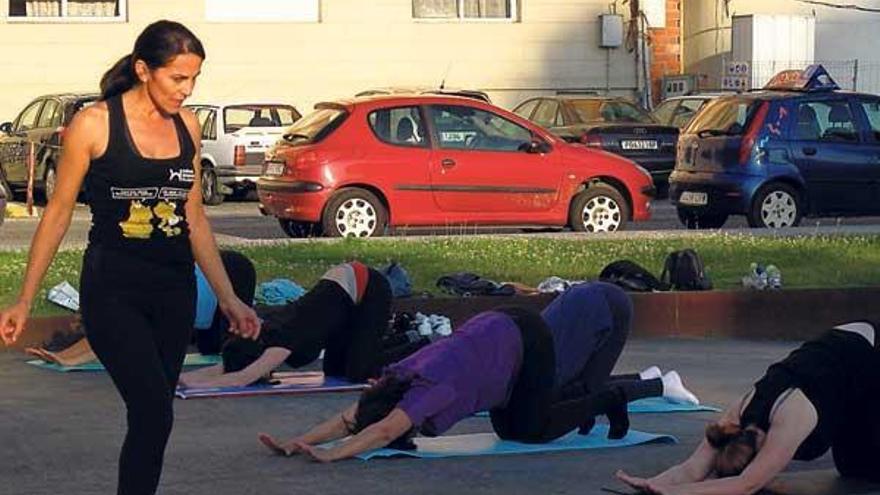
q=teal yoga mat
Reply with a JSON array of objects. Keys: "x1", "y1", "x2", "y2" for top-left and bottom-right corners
[
  {"x1": 473, "y1": 398, "x2": 719, "y2": 418},
  {"x1": 26, "y1": 353, "x2": 222, "y2": 372},
  {"x1": 356, "y1": 424, "x2": 676, "y2": 460},
  {"x1": 626, "y1": 397, "x2": 720, "y2": 413}
]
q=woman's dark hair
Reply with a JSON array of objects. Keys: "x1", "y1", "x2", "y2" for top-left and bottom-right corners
[
  {"x1": 353, "y1": 374, "x2": 417, "y2": 450},
  {"x1": 705, "y1": 422, "x2": 761, "y2": 477},
  {"x1": 100, "y1": 20, "x2": 206, "y2": 100}
]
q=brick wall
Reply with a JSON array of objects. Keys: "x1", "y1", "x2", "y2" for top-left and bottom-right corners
[{"x1": 648, "y1": 0, "x2": 682, "y2": 105}]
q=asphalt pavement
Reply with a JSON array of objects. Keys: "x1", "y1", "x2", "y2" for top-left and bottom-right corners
[{"x1": 4, "y1": 338, "x2": 880, "y2": 495}]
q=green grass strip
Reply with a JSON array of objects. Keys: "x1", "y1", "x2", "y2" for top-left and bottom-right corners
[{"x1": 2, "y1": 234, "x2": 880, "y2": 317}]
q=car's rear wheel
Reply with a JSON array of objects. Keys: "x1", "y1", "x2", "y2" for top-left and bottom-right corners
[
  {"x1": 748, "y1": 183, "x2": 802, "y2": 228},
  {"x1": 322, "y1": 188, "x2": 387, "y2": 238},
  {"x1": 201, "y1": 165, "x2": 223, "y2": 206},
  {"x1": 278, "y1": 219, "x2": 322, "y2": 238},
  {"x1": 44, "y1": 164, "x2": 57, "y2": 202},
  {"x1": 677, "y1": 208, "x2": 728, "y2": 229},
  {"x1": 569, "y1": 183, "x2": 629, "y2": 232}
]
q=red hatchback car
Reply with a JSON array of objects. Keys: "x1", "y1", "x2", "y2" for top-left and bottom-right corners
[{"x1": 257, "y1": 95, "x2": 654, "y2": 237}]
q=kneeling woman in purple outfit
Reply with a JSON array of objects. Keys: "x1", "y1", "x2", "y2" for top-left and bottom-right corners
[{"x1": 259, "y1": 282, "x2": 698, "y2": 462}]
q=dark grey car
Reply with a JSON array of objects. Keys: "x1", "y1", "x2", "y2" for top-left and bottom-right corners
[
  {"x1": 513, "y1": 96, "x2": 678, "y2": 193},
  {"x1": 0, "y1": 92, "x2": 99, "y2": 200}
]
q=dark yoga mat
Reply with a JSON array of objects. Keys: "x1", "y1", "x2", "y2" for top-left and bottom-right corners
[{"x1": 175, "y1": 371, "x2": 366, "y2": 399}]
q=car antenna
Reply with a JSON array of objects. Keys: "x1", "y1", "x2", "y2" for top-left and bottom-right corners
[{"x1": 439, "y1": 62, "x2": 453, "y2": 90}]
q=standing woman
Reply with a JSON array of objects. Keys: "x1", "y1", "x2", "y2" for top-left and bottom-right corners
[{"x1": 0, "y1": 20, "x2": 260, "y2": 495}]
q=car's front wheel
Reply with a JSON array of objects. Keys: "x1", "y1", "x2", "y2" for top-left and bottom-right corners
[
  {"x1": 201, "y1": 166, "x2": 223, "y2": 205},
  {"x1": 322, "y1": 188, "x2": 387, "y2": 238},
  {"x1": 677, "y1": 208, "x2": 728, "y2": 229},
  {"x1": 278, "y1": 219, "x2": 321, "y2": 238},
  {"x1": 747, "y1": 183, "x2": 802, "y2": 228},
  {"x1": 0, "y1": 172, "x2": 13, "y2": 201},
  {"x1": 568, "y1": 183, "x2": 629, "y2": 232}
]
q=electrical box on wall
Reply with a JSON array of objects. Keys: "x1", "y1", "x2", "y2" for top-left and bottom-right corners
[
  {"x1": 662, "y1": 75, "x2": 698, "y2": 99},
  {"x1": 600, "y1": 14, "x2": 624, "y2": 48}
]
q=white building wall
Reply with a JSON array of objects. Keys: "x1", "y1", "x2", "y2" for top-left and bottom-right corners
[{"x1": 0, "y1": 0, "x2": 642, "y2": 120}]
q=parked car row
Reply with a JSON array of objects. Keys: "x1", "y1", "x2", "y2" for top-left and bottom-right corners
[{"x1": 6, "y1": 65, "x2": 877, "y2": 237}]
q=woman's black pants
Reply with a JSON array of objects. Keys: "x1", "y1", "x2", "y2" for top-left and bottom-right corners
[{"x1": 81, "y1": 247, "x2": 196, "y2": 495}]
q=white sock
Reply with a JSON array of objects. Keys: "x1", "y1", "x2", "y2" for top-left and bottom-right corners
[
  {"x1": 661, "y1": 371, "x2": 699, "y2": 405},
  {"x1": 639, "y1": 366, "x2": 662, "y2": 380}
]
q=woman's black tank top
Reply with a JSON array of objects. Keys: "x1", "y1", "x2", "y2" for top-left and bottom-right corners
[
  {"x1": 84, "y1": 94, "x2": 195, "y2": 268},
  {"x1": 740, "y1": 329, "x2": 876, "y2": 460}
]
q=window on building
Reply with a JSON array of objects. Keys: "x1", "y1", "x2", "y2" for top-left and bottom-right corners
[
  {"x1": 413, "y1": 0, "x2": 515, "y2": 20},
  {"x1": 8, "y1": 0, "x2": 126, "y2": 21},
  {"x1": 205, "y1": 0, "x2": 320, "y2": 22}
]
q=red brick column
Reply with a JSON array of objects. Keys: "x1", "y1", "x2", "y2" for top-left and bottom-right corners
[{"x1": 648, "y1": 0, "x2": 682, "y2": 106}]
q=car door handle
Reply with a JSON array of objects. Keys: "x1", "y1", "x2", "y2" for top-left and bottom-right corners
[
  {"x1": 441, "y1": 158, "x2": 456, "y2": 168},
  {"x1": 802, "y1": 147, "x2": 817, "y2": 156}
]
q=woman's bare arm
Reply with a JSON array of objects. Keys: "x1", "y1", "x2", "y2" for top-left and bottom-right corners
[
  {"x1": 259, "y1": 402, "x2": 360, "y2": 456},
  {"x1": 179, "y1": 109, "x2": 260, "y2": 339},
  {"x1": 301, "y1": 408, "x2": 413, "y2": 462},
  {"x1": 0, "y1": 106, "x2": 104, "y2": 344}
]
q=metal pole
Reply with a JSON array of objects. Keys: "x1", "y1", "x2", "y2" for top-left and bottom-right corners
[
  {"x1": 853, "y1": 59, "x2": 859, "y2": 91},
  {"x1": 26, "y1": 141, "x2": 35, "y2": 216}
]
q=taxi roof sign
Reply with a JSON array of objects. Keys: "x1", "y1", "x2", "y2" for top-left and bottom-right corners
[{"x1": 763, "y1": 64, "x2": 840, "y2": 92}]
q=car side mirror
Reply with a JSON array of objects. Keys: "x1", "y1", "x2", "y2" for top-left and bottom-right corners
[
  {"x1": 0, "y1": 122, "x2": 11, "y2": 135},
  {"x1": 525, "y1": 140, "x2": 551, "y2": 154}
]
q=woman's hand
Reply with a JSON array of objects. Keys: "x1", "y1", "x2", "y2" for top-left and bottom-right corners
[
  {"x1": 294, "y1": 440, "x2": 336, "y2": 463},
  {"x1": 0, "y1": 300, "x2": 31, "y2": 346},
  {"x1": 616, "y1": 471, "x2": 689, "y2": 495},
  {"x1": 258, "y1": 433, "x2": 307, "y2": 457},
  {"x1": 220, "y1": 298, "x2": 261, "y2": 340}
]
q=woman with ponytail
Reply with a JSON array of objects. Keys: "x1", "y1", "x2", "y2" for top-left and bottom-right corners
[
  {"x1": 0, "y1": 20, "x2": 260, "y2": 495},
  {"x1": 617, "y1": 321, "x2": 880, "y2": 494}
]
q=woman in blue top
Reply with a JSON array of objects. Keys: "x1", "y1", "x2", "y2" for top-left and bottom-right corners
[
  {"x1": 259, "y1": 282, "x2": 697, "y2": 461},
  {"x1": 0, "y1": 21, "x2": 260, "y2": 495}
]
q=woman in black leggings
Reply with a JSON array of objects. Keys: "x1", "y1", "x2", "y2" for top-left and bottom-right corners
[
  {"x1": 618, "y1": 321, "x2": 880, "y2": 495},
  {"x1": 259, "y1": 282, "x2": 697, "y2": 461},
  {"x1": 0, "y1": 21, "x2": 259, "y2": 495},
  {"x1": 180, "y1": 260, "x2": 428, "y2": 388}
]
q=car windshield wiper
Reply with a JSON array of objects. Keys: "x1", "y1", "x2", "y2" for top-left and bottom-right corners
[{"x1": 283, "y1": 133, "x2": 311, "y2": 142}]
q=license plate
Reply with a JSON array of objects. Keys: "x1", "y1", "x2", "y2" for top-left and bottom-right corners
[
  {"x1": 621, "y1": 139, "x2": 658, "y2": 150},
  {"x1": 264, "y1": 162, "x2": 285, "y2": 176},
  {"x1": 679, "y1": 191, "x2": 708, "y2": 206}
]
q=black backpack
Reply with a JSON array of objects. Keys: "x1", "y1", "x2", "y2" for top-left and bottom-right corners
[
  {"x1": 599, "y1": 260, "x2": 668, "y2": 292},
  {"x1": 660, "y1": 249, "x2": 712, "y2": 291}
]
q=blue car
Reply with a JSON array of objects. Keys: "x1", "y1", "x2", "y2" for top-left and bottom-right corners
[{"x1": 670, "y1": 65, "x2": 880, "y2": 228}]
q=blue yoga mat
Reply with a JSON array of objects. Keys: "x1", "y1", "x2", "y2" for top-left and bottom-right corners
[
  {"x1": 175, "y1": 371, "x2": 366, "y2": 399},
  {"x1": 473, "y1": 398, "x2": 719, "y2": 418},
  {"x1": 27, "y1": 353, "x2": 222, "y2": 373},
  {"x1": 356, "y1": 424, "x2": 676, "y2": 460},
  {"x1": 626, "y1": 397, "x2": 720, "y2": 413}
]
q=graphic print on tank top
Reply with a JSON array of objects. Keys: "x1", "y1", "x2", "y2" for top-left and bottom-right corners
[
  {"x1": 84, "y1": 94, "x2": 198, "y2": 262},
  {"x1": 113, "y1": 175, "x2": 192, "y2": 239}
]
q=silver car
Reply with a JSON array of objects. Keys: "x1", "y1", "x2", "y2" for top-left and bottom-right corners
[{"x1": 187, "y1": 101, "x2": 301, "y2": 204}]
